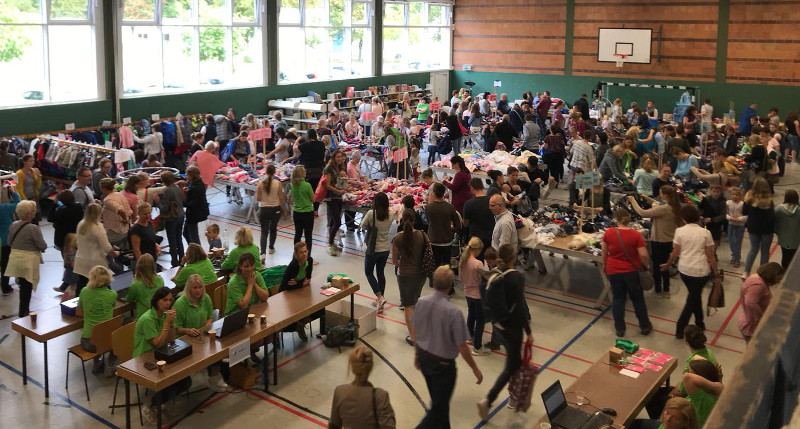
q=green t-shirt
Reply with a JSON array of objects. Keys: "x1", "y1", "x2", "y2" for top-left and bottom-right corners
[
  {"x1": 291, "y1": 181, "x2": 314, "y2": 213},
  {"x1": 126, "y1": 275, "x2": 165, "y2": 319},
  {"x1": 687, "y1": 387, "x2": 717, "y2": 428},
  {"x1": 174, "y1": 294, "x2": 214, "y2": 330},
  {"x1": 679, "y1": 347, "x2": 718, "y2": 395},
  {"x1": 225, "y1": 272, "x2": 268, "y2": 316},
  {"x1": 417, "y1": 103, "x2": 429, "y2": 122},
  {"x1": 174, "y1": 259, "x2": 218, "y2": 288},
  {"x1": 296, "y1": 260, "x2": 308, "y2": 281},
  {"x1": 77, "y1": 286, "x2": 118, "y2": 338},
  {"x1": 221, "y1": 244, "x2": 263, "y2": 271},
  {"x1": 133, "y1": 308, "x2": 166, "y2": 357}
]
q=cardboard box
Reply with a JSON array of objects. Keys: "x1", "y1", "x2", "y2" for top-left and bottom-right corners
[
  {"x1": 609, "y1": 347, "x2": 624, "y2": 364},
  {"x1": 229, "y1": 362, "x2": 258, "y2": 389},
  {"x1": 61, "y1": 297, "x2": 79, "y2": 316},
  {"x1": 325, "y1": 301, "x2": 376, "y2": 339}
]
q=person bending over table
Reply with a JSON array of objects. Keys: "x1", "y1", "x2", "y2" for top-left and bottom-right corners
[
  {"x1": 126, "y1": 254, "x2": 164, "y2": 319},
  {"x1": 134, "y1": 287, "x2": 192, "y2": 424},
  {"x1": 279, "y1": 242, "x2": 322, "y2": 341},
  {"x1": 76, "y1": 265, "x2": 118, "y2": 372},
  {"x1": 220, "y1": 226, "x2": 263, "y2": 276},
  {"x1": 631, "y1": 397, "x2": 698, "y2": 429},
  {"x1": 172, "y1": 243, "x2": 217, "y2": 289},
  {"x1": 225, "y1": 252, "x2": 269, "y2": 364},
  {"x1": 174, "y1": 274, "x2": 227, "y2": 393},
  {"x1": 329, "y1": 347, "x2": 396, "y2": 429}
]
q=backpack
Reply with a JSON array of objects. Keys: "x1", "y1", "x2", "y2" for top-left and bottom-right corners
[
  {"x1": 324, "y1": 322, "x2": 357, "y2": 350},
  {"x1": 436, "y1": 134, "x2": 453, "y2": 155},
  {"x1": 482, "y1": 268, "x2": 517, "y2": 323}
]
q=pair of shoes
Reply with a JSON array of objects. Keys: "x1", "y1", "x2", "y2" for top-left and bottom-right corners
[
  {"x1": 675, "y1": 334, "x2": 684, "y2": 340},
  {"x1": 377, "y1": 298, "x2": 387, "y2": 312},
  {"x1": 207, "y1": 374, "x2": 228, "y2": 393},
  {"x1": 269, "y1": 248, "x2": 276, "y2": 254},
  {"x1": 640, "y1": 325, "x2": 653, "y2": 335},
  {"x1": 477, "y1": 399, "x2": 490, "y2": 421},
  {"x1": 260, "y1": 254, "x2": 266, "y2": 263},
  {"x1": 731, "y1": 259, "x2": 741, "y2": 268},
  {"x1": 297, "y1": 324, "x2": 308, "y2": 341},
  {"x1": 484, "y1": 341, "x2": 501, "y2": 351},
  {"x1": 405, "y1": 336, "x2": 414, "y2": 346},
  {"x1": 53, "y1": 286, "x2": 65, "y2": 293},
  {"x1": 142, "y1": 405, "x2": 158, "y2": 425},
  {"x1": 227, "y1": 194, "x2": 233, "y2": 203},
  {"x1": 2, "y1": 290, "x2": 12, "y2": 296},
  {"x1": 249, "y1": 352, "x2": 262, "y2": 365},
  {"x1": 371, "y1": 299, "x2": 378, "y2": 308},
  {"x1": 616, "y1": 331, "x2": 626, "y2": 337},
  {"x1": 91, "y1": 358, "x2": 105, "y2": 374},
  {"x1": 471, "y1": 347, "x2": 491, "y2": 356},
  {"x1": 328, "y1": 245, "x2": 338, "y2": 256},
  {"x1": 398, "y1": 305, "x2": 404, "y2": 311}
]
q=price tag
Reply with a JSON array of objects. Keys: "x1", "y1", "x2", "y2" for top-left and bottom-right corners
[
  {"x1": 122, "y1": 117, "x2": 132, "y2": 124},
  {"x1": 65, "y1": 123, "x2": 75, "y2": 131},
  {"x1": 151, "y1": 113, "x2": 160, "y2": 121},
  {"x1": 102, "y1": 120, "x2": 112, "y2": 127},
  {"x1": 229, "y1": 339, "x2": 249, "y2": 366}
]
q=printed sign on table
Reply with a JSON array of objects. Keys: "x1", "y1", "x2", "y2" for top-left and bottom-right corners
[
  {"x1": 248, "y1": 127, "x2": 272, "y2": 141},
  {"x1": 429, "y1": 102, "x2": 441, "y2": 111},
  {"x1": 575, "y1": 171, "x2": 602, "y2": 189}
]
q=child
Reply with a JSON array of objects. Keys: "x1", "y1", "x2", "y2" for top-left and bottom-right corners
[
  {"x1": 205, "y1": 223, "x2": 223, "y2": 263},
  {"x1": 726, "y1": 187, "x2": 746, "y2": 267},
  {"x1": 409, "y1": 147, "x2": 420, "y2": 181},
  {"x1": 478, "y1": 247, "x2": 502, "y2": 351},
  {"x1": 55, "y1": 233, "x2": 78, "y2": 295},
  {"x1": 500, "y1": 183, "x2": 513, "y2": 203},
  {"x1": 460, "y1": 237, "x2": 488, "y2": 355},
  {"x1": 76, "y1": 265, "x2": 118, "y2": 372},
  {"x1": 699, "y1": 184, "x2": 727, "y2": 252},
  {"x1": 141, "y1": 153, "x2": 162, "y2": 168}
]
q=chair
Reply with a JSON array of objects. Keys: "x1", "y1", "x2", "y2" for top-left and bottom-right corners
[
  {"x1": 110, "y1": 321, "x2": 143, "y2": 425},
  {"x1": 205, "y1": 277, "x2": 227, "y2": 299},
  {"x1": 213, "y1": 285, "x2": 227, "y2": 314},
  {"x1": 65, "y1": 315, "x2": 123, "y2": 401}
]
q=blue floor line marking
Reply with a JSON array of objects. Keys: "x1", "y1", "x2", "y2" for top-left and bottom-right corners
[
  {"x1": 473, "y1": 305, "x2": 611, "y2": 429},
  {"x1": 524, "y1": 290, "x2": 601, "y2": 311},
  {"x1": 0, "y1": 358, "x2": 119, "y2": 428}
]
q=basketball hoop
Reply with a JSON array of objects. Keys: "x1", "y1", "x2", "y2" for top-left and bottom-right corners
[{"x1": 613, "y1": 53, "x2": 628, "y2": 68}]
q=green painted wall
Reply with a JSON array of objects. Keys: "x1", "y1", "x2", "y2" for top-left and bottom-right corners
[
  {"x1": 0, "y1": 73, "x2": 431, "y2": 137},
  {"x1": 452, "y1": 70, "x2": 800, "y2": 120}
]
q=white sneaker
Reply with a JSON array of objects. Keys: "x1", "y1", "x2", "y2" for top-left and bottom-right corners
[
  {"x1": 142, "y1": 405, "x2": 158, "y2": 425},
  {"x1": 471, "y1": 347, "x2": 491, "y2": 356},
  {"x1": 328, "y1": 246, "x2": 338, "y2": 256},
  {"x1": 269, "y1": 248, "x2": 276, "y2": 254},
  {"x1": 207, "y1": 374, "x2": 228, "y2": 393}
]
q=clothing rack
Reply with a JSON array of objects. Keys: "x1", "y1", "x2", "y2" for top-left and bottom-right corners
[
  {"x1": 37, "y1": 135, "x2": 119, "y2": 153},
  {"x1": 3, "y1": 113, "x2": 206, "y2": 140}
]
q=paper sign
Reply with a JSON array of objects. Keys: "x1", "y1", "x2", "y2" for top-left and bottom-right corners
[
  {"x1": 645, "y1": 363, "x2": 663, "y2": 372},
  {"x1": 429, "y1": 102, "x2": 441, "y2": 111},
  {"x1": 151, "y1": 113, "x2": 160, "y2": 121},
  {"x1": 620, "y1": 368, "x2": 640, "y2": 379},
  {"x1": 651, "y1": 355, "x2": 670, "y2": 365},
  {"x1": 624, "y1": 364, "x2": 646, "y2": 373},
  {"x1": 65, "y1": 123, "x2": 75, "y2": 131},
  {"x1": 229, "y1": 339, "x2": 250, "y2": 366},
  {"x1": 102, "y1": 120, "x2": 112, "y2": 127},
  {"x1": 493, "y1": 80, "x2": 502, "y2": 87},
  {"x1": 360, "y1": 111, "x2": 376, "y2": 122},
  {"x1": 248, "y1": 127, "x2": 272, "y2": 141},
  {"x1": 123, "y1": 117, "x2": 132, "y2": 124},
  {"x1": 575, "y1": 171, "x2": 602, "y2": 189}
]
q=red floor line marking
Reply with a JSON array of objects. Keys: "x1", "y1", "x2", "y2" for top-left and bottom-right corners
[
  {"x1": 244, "y1": 390, "x2": 328, "y2": 427},
  {"x1": 277, "y1": 342, "x2": 325, "y2": 368},
  {"x1": 709, "y1": 300, "x2": 742, "y2": 347}
]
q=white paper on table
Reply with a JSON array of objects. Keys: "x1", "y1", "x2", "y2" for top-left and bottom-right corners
[
  {"x1": 229, "y1": 339, "x2": 250, "y2": 366},
  {"x1": 619, "y1": 368, "x2": 640, "y2": 379}
]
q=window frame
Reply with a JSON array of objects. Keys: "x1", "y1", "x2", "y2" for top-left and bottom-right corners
[{"x1": 381, "y1": 0, "x2": 452, "y2": 76}]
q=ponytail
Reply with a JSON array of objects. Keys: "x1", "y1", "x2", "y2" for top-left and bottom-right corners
[
  {"x1": 660, "y1": 185, "x2": 685, "y2": 226},
  {"x1": 459, "y1": 237, "x2": 484, "y2": 274},
  {"x1": 400, "y1": 209, "x2": 415, "y2": 256},
  {"x1": 262, "y1": 164, "x2": 276, "y2": 195}
]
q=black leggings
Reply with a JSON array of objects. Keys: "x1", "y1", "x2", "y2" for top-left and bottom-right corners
[
  {"x1": 258, "y1": 206, "x2": 281, "y2": 253},
  {"x1": 307, "y1": 176, "x2": 321, "y2": 212},
  {"x1": 0, "y1": 244, "x2": 10, "y2": 294},
  {"x1": 293, "y1": 211, "x2": 314, "y2": 255},
  {"x1": 486, "y1": 324, "x2": 524, "y2": 404},
  {"x1": 650, "y1": 241, "x2": 673, "y2": 293},
  {"x1": 543, "y1": 152, "x2": 565, "y2": 183},
  {"x1": 327, "y1": 199, "x2": 343, "y2": 245}
]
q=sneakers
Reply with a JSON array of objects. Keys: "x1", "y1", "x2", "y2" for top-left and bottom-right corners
[
  {"x1": 269, "y1": 248, "x2": 276, "y2": 254},
  {"x1": 207, "y1": 373, "x2": 228, "y2": 393},
  {"x1": 377, "y1": 298, "x2": 387, "y2": 312},
  {"x1": 328, "y1": 245, "x2": 338, "y2": 256},
  {"x1": 640, "y1": 325, "x2": 653, "y2": 336},
  {"x1": 731, "y1": 259, "x2": 741, "y2": 268},
  {"x1": 484, "y1": 341, "x2": 501, "y2": 351},
  {"x1": 296, "y1": 324, "x2": 308, "y2": 341},
  {"x1": 477, "y1": 399, "x2": 490, "y2": 421},
  {"x1": 142, "y1": 405, "x2": 158, "y2": 425},
  {"x1": 471, "y1": 347, "x2": 491, "y2": 356},
  {"x1": 260, "y1": 254, "x2": 266, "y2": 264},
  {"x1": 616, "y1": 331, "x2": 626, "y2": 338},
  {"x1": 227, "y1": 194, "x2": 233, "y2": 203}
]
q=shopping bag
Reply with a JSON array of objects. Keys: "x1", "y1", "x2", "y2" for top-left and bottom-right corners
[
  {"x1": 313, "y1": 174, "x2": 328, "y2": 203},
  {"x1": 707, "y1": 271, "x2": 725, "y2": 316},
  {"x1": 507, "y1": 339, "x2": 538, "y2": 412}
]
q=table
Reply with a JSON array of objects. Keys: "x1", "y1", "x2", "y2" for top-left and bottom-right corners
[
  {"x1": 213, "y1": 178, "x2": 291, "y2": 224},
  {"x1": 538, "y1": 351, "x2": 678, "y2": 428},
  {"x1": 118, "y1": 282, "x2": 360, "y2": 428},
  {"x1": 430, "y1": 166, "x2": 491, "y2": 182},
  {"x1": 536, "y1": 236, "x2": 611, "y2": 309},
  {"x1": 11, "y1": 267, "x2": 178, "y2": 399}
]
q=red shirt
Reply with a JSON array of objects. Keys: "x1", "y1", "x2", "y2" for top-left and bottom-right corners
[
  {"x1": 443, "y1": 170, "x2": 472, "y2": 214},
  {"x1": 602, "y1": 227, "x2": 646, "y2": 274}
]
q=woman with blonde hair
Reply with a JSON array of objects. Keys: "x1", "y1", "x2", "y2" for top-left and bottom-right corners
[
  {"x1": 257, "y1": 164, "x2": 286, "y2": 258},
  {"x1": 459, "y1": 237, "x2": 488, "y2": 355},
  {"x1": 74, "y1": 203, "x2": 119, "y2": 297},
  {"x1": 6, "y1": 200, "x2": 46, "y2": 316},
  {"x1": 291, "y1": 165, "x2": 315, "y2": 255},
  {"x1": 220, "y1": 226, "x2": 262, "y2": 274},
  {"x1": 173, "y1": 243, "x2": 217, "y2": 288},
  {"x1": 633, "y1": 155, "x2": 659, "y2": 196},
  {"x1": 362, "y1": 193, "x2": 392, "y2": 310},
  {"x1": 690, "y1": 159, "x2": 729, "y2": 187},
  {"x1": 126, "y1": 253, "x2": 164, "y2": 319},
  {"x1": 329, "y1": 347, "x2": 396, "y2": 429},
  {"x1": 76, "y1": 266, "x2": 117, "y2": 355},
  {"x1": 743, "y1": 177, "x2": 775, "y2": 277},
  {"x1": 632, "y1": 396, "x2": 698, "y2": 429}
]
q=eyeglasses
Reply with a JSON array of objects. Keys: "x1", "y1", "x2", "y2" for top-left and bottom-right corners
[{"x1": 489, "y1": 203, "x2": 501, "y2": 208}]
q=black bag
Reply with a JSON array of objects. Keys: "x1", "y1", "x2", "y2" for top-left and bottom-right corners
[
  {"x1": 436, "y1": 134, "x2": 453, "y2": 155},
  {"x1": 482, "y1": 268, "x2": 516, "y2": 323},
  {"x1": 324, "y1": 322, "x2": 357, "y2": 350}
]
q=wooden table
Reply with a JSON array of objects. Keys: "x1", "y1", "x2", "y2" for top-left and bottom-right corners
[
  {"x1": 10, "y1": 267, "x2": 178, "y2": 399},
  {"x1": 213, "y1": 177, "x2": 291, "y2": 224},
  {"x1": 538, "y1": 351, "x2": 678, "y2": 428},
  {"x1": 536, "y1": 236, "x2": 611, "y2": 309},
  {"x1": 118, "y1": 282, "x2": 360, "y2": 428}
]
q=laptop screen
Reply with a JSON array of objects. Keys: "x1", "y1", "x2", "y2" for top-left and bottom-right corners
[
  {"x1": 542, "y1": 380, "x2": 568, "y2": 418},
  {"x1": 110, "y1": 270, "x2": 135, "y2": 292}
]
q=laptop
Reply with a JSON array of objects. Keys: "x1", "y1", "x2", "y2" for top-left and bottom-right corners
[
  {"x1": 205, "y1": 307, "x2": 249, "y2": 338},
  {"x1": 541, "y1": 380, "x2": 613, "y2": 429},
  {"x1": 110, "y1": 270, "x2": 135, "y2": 300}
]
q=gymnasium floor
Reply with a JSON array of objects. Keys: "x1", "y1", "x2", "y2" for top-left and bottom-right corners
[{"x1": 1, "y1": 162, "x2": 795, "y2": 429}]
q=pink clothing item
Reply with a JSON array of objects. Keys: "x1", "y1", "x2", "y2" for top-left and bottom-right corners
[
  {"x1": 102, "y1": 191, "x2": 133, "y2": 234},
  {"x1": 738, "y1": 275, "x2": 772, "y2": 337},
  {"x1": 346, "y1": 161, "x2": 360, "y2": 181},
  {"x1": 121, "y1": 190, "x2": 139, "y2": 223},
  {"x1": 119, "y1": 126, "x2": 134, "y2": 148},
  {"x1": 189, "y1": 151, "x2": 225, "y2": 187},
  {"x1": 461, "y1": 257, "x2": 484, "y2": 299}
]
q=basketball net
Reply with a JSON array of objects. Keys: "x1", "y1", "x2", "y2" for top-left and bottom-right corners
[{"x1": 613, "y1": 54, "x2": 628, "y2": 68}]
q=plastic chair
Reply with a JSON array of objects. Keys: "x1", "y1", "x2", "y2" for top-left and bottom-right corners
[
  {"x1": 110, "y1": 321, "x2": 143, "y2": 425},
  {"x1": 65, "y1": 315, "x2": 123, "y2": 401}
]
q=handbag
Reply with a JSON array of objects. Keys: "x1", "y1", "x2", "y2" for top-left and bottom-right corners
[
  {"x1": 507, "y1": 339, "x2": 539, "y2": 412},
  {"x1": 420, "y1": 231, "x2": 436, "y2": 278},
  {"x1": 615, "y1": 228, "x2": 654, "y2": 291},
  {"x1": 313, "y1": 174, "x2": 328, "y2": 203},
  {"x1": 707, "y1": 270, "x2": 725, "y2": 316},
  {"x1": 361, "y1": 210, "x2": 378, "y2": 254}
]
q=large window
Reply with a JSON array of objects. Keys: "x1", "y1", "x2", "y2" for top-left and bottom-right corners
[
  {"x1": 383, "y1": 1, "x2": 450, "y2": 74},
  {"x1": 0, "y1": 0, "x2": 100, "y2": 107},
  {"x1": 278, "y1": 0, "x2": 373, "y2": 83},
  {"x1": 121, "y1": 0, "x2": 262, "y2": 96}
]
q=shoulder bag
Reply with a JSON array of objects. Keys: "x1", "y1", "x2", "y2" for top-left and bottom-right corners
[
  {"x1": 420, "y1": 231, "x2": 436, "y2": 278},
  {"x1": 707, "y1": 269, "x2": 725, "y2": 316},
  {"x1": 361, "y1": 210, "x2": 378, "y2": 254},
  {"x1": 615, "y1": 228, "x2": 654, "y2": 291}
]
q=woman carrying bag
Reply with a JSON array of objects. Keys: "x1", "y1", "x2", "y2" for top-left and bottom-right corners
[{"x1": 361, "y1": 193, "x2": 392, "y2": 312}]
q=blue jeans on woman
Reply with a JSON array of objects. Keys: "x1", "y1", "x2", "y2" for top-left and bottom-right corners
[
  {"x1": 164, "y1": 216, "x2": 185, "y2": 267},
  {"x1": 364, "y1": 251, "x2": 389, "y2": 296},
  {"x1": 465, "y1": 297, "x2": 485, "y2": 350},
  {"x1": 744, "y1": 232, "x2": 773, "y2": 274},
  {"x1": 607, "y1": 271, "x2": 652, "y2": 335},
  {"x1": 728, "y1": 224, "x2": 745, "y2": 263}
]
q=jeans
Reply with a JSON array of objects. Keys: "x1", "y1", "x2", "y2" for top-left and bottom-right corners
[
  {"x1": 258, "y1": 206, "x2": 281, "y2": 254},
  {"x1": 327, "y1": 199, "x2": 343, "y2": 246},
  {"x1": 728, "y1": 224, "x2": 745, "y2": 262},
  {"x1": 543, "y1": 152, "x2": 565, "y2": 183},
  {"x1": 608, "y1": 271, "x2": 652, "y2": 334},
  {"x1": 744, "y1": 232, "x2": 773, "y2": 274},
  {"x1": 183, "y1": 221, "x2": 201, "y2": 246},
  {"x1": 650, "y1": 241, "x2": 673, "y2": 293},
  {"x1": 486, "y1": 324, "x2": 523, "y2": 404},
  {"x1": 76, "y1": 275, "x2": 89, "y2": 297},
  {"x1": 431, "y1": 244, "x2": 452, "y2": 288},
  {"x1": 164, "y1": 216, "x2": 185, "y2": 267},
  {"x1": 18, "y1": 277, "x2": 33, "y2": 317},
  {"x1": 677, "y1": 273, "x2": 708, "y2": 336},
  {"x1": 0, "y1": 244, "x2": 11, "y2": 294},
  {"x1": 364, "y1": 251, "x2": 389, "y2": 296},
  {"x1": 293, "y1": 211, "x2": 314, "y2": 255},
  {"x1": 536, "y1": 115, "x2": 547, "y2": 139},
  {"x1": 466, "y1": 297, "x2": 485, "y2": 349},
  {"x1": 416, "y1": 350, "x2": 457, "y2": 429},
  {"x1": 781, "y1": 247, "x2": 797, "y2": 270}
]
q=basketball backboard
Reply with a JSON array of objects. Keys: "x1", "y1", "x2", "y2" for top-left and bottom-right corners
[{"x1": 597, "y1": 28, "x2": 652, "y2": 64}]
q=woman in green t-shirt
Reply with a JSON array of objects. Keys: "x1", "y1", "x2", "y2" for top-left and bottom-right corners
[
  {"x1": 682, "y1": 359, "x2": 723, "y2": 428},
  {"x1": 631, "y1": 396, "x2": 698, "y2": 429},
  {"x1": 220, "y1": 226, "x2": 262, "y2": 275},
  {"x1": 225, "y1": 252, "x2": 269, "y2": 316},
  {"x1": 173, "y1": 243, "x2": 218, "y2": 288},
  {"x1": 125, "y1": 254, "x2": 164, "y2": 319},
  {"x1": 76, "y1": 265, "x2": 118, "y2": 372},
  {"x1": 290, "y1": 165, "x2": 316, "y2": 256}
]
